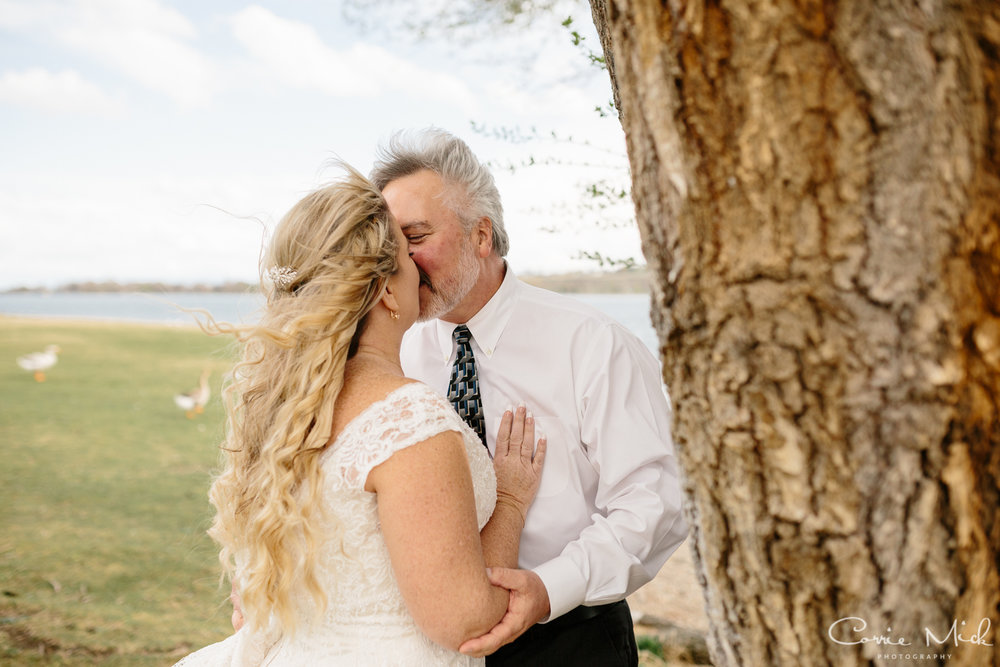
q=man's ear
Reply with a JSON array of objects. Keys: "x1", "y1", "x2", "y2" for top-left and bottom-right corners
[{"x1": 475, "y1": 217, "x2": 493, "y2": 258}]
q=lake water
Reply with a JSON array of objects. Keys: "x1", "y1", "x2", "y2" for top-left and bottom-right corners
[{"x1": 0, "y1": 291, "x2": 659, "y2": 352}]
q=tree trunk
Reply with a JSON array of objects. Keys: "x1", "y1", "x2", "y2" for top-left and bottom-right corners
[{"x1": 590, "y1": 1, "x2": 1000, "y2": 665}]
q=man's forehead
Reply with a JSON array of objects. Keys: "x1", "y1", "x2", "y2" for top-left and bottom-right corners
[{"x1": 385, "y1": 180, "x2": 436, "y2": 212}]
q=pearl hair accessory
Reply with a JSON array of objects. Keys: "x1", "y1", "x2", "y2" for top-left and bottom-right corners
[{"x1": 267, "y1": 266, "x2": 298, "y2": 289}]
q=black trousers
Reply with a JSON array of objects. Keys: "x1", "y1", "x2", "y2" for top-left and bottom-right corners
[{"x1": 485, "y1": 600, "x2": 638, "y2": 667}]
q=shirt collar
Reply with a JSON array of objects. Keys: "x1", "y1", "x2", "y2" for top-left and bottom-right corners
[{"x1": 432, "y1": 264, "x2": 519, "y2": 360}]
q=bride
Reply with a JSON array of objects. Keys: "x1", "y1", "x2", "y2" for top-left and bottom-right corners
[{"x1": 175, "y1": 165, "x2": 545, "y2": 666}]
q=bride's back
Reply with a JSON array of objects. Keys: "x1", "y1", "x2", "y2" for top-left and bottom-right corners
[{"x1": 262, "y1": 379, "x2": 491, "y2": 666}]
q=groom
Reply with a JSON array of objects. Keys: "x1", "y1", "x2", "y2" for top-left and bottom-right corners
[{"x1": 372, "y1": 128, "x2": 688, "y2": 666}]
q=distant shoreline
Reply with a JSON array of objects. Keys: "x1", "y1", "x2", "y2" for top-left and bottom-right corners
[
  {"x1": 2, "y1": 268, "x2": 653, "y2": 295},
  {"x1": 1, "y1": 280, "x2": 256, "y2": 295},
  {"x1": 521, "y1": 269, "x2": 650, "y2": 294}
]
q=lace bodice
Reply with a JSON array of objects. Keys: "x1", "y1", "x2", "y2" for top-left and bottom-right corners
[
  {"x1": 175, "y1": 382, "x2": 497, "y2": 666},
  {"x1": 311, "y1": 381, "x2": 497, "y2": 625}
]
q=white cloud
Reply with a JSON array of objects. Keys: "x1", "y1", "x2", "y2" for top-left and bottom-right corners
[
  {"x1": 0, "y1": 0, "x2": 215, "y2": 108},
  {"x1": 54, "y1": 0, "x2": 214, "y2": 108},
  {"x1": 230, "y1": 6, "x2": 478, "y2": 112},
  {"x1": 72, "y1": 0, "x2": 196, "y2": 39},
  {"x1": 0, "y1": 0, "x2": 61, "y2": 29},
  {"x1": 0, "y1": 68, "x2": 124, "y2": 115},
  {"x1": 351, "y1": 43, "x2": 479, "y2": 114},
  {"x1": 230, "y1": 6, "x2": 379, "y2": 96}
]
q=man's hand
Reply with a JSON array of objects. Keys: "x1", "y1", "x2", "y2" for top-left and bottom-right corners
[
  {"x1": 459, "y1": 568, "x2": 550, "y2": 657},
  {"x1": 230, "y1": 583, "x2": 244, "y2": 632}
]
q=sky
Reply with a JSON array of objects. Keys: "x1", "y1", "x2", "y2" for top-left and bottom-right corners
[{"x1": 0, "y1": 0, "x2": 640, "y2": 290}]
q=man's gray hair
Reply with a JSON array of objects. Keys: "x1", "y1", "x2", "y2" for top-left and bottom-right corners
[{"x1": 370, "y1": 128, "x2": 509, "y2": 257}]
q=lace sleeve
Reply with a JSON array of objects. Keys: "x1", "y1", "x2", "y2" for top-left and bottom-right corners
[{"x1": 331, "y1": 382, "x2": 467, "y2": 489}]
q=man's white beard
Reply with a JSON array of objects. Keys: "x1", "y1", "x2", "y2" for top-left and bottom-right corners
[{"x1": 418, "y1": 241, "x2": 481, "y2": 322}]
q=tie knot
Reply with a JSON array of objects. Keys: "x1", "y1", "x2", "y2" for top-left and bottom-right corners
[{"x1": 453, "y1": 325, "x2": 472, "y2": 345}]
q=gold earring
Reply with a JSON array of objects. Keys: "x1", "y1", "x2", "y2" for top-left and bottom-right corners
[{"x1": 389, "y1": 309, "x2": 400, "y2": 320}]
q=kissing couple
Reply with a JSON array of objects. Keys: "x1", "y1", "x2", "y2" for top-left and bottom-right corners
[{"x1": 175, "y1": 128, "x2": 686, "y2": 666}]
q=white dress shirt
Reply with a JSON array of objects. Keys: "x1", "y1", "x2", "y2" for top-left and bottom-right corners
[{"x1": 401, "y1": 268, "x2": 688, "y2": 620}]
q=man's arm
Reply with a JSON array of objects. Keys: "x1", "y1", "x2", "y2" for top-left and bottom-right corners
[{"x1": 534, "y1": 323, "x2": 688, "y2": 619}]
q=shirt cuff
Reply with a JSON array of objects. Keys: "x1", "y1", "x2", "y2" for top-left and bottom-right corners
[{"x1": 531, "y1": 556, "x2": 588, "y2": 622}]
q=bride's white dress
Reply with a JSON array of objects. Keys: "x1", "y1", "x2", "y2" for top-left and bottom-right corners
[{"x1": 175, "y1": 382, "x2": 497, "y2": 666}]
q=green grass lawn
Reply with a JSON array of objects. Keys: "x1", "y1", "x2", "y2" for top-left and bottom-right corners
[{"x1": 1, "y1": 317, "x2": 237, "y2": 665}]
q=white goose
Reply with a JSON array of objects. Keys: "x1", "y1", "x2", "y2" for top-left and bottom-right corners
[
  {"x1": 174, "y1": 369, "x2": 211, "y2": 419},
  {"x1": 16, "y1": 345, "x2": 61, "y2": 382}
]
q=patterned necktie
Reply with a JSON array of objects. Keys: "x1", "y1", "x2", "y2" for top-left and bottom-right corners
[{"x1": 447, "y1": 325, "x2": 486, "y2": 447}]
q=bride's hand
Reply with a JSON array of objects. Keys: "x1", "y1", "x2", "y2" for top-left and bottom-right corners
[{"x1": 492, "y1": 403, "x2": 546, "y2": 522}]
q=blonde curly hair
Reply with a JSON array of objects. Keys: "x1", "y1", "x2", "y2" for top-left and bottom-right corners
[{"x1": 206, "y1": 165, "x2": 398, "y2": 634}]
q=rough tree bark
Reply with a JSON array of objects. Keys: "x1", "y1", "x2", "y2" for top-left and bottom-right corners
[{"x1": 590, "y1": 1, "x2": 1000, "y2": 665}]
